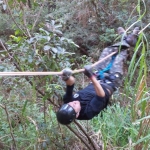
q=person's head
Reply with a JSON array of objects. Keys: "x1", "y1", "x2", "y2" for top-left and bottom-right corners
[{"x1": 56, "y1": 101, "x2": 81, "y2": 125}]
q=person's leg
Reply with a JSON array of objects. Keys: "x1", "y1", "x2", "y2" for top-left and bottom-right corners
[
  {"x1": 97, "y1": 26, "x2": 139, "y2": 92},
  {"x1": 110, "y1": 50, "x2": 128, "y2": 75},
  {"x1": 104, "y1": 50, "x2": 128, "y2": 90},
  {"x1": 95, "y1": 27, "x2": 127, "y2": 71}
]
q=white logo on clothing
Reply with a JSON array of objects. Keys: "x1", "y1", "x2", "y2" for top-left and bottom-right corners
[{"x1": 73, "y1": 93, "x2": 79, "y2": 98}]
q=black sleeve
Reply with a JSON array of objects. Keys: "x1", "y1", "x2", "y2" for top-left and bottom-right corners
[
  {"x1": 85, "y1": 96, "x2": 106, "y2": 119},
  {"x1": 86, "y1": 88, "x2": 110, "y2": 119},
  {"x1": 63, "y1": 84, "x2": 74, "y2": 103}
]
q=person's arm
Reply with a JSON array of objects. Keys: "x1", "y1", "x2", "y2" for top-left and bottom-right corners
[
  {"x1": 61, "y1": 68, "x2": 75, "y2": 103},
  {"x1": 61, "y1": 68, "x2": 75, "y2": 86},
  {"x1": 84, "y1": 65, "x2": 105, "y2": 97},
  {"x1": 90, "y1": 76, "x2": 105, "y2": 97},
  {"x1": 65, "y1": 76, "x2": 75, "y2": 86}
]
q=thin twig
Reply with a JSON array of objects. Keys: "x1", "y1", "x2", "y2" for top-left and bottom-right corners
[
  {"x1": 22, "y1": 8, "x2": 32, "y2": 38},
  {"x1": 0, "y1": 134, "x2": 10, "y2": 140},
  {"x1": 4, "y1": 0, "x2": 28, "y2": 37},
  {"x1": 0, "y1": 104, "x2": 5, "y2": 109},
  {"x1": 0, "y1": 104, "x2": 17, "y2": 149},
  {"x1": 0, "y1": 39, "x2": 12, "y2": 59},
  {"x1": 27, "y1": 116, "x2": 38, "y2": 131},
  {"x1": 66, "y1": 125, "x2": 92, "y2": 150},
  {"x1": 138, "y1": 23, "x2": 150, "y2": 34},
  {"x1": 57, "y1": 123, "x2": 67, "y2": 149},
  {"x1": 125, "y1": 20, "x2": 141, "y2": 33},
  {"x1": 74, "y1": 120, "x2": 99, "y2": 150},
  {"x1": 31, "y1": 0, "x2": 47, "y2": 32}
]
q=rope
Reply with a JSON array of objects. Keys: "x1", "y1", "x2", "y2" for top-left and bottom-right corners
[{"x1": 0, "y1": 51, "x2": 117, "y2": 76}]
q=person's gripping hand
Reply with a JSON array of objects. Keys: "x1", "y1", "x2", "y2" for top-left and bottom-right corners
[
  {"x1": 84, "y1": 65, "x2": 94, "y2": 79},
  {"x1": 62, "y1": 68, "x2": 72, "y2": 81}
]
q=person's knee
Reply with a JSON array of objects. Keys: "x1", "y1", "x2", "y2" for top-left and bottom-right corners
[{"x1": 105, "y1": 72, "x2": 123, "y2": 89}]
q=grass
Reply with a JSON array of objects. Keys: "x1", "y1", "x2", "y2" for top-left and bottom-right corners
[{"x1": 0, "y1": 0, "x2": 150, "y2": 149}]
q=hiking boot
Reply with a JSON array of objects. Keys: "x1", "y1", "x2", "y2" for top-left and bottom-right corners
[{"x1": 125, "y1": 27, "x2": 140, "y2": 47}]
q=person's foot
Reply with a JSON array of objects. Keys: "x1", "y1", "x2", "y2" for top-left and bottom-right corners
[
  {"x1": 117, "y1": 27, "x2": 126, "y2": 35},
  {"x1": 125, "y1": 27, "x2": 140, "y2": 47}
]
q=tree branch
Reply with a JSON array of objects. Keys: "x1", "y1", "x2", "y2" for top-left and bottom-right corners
[
  {"x1": 4, "y1": 0, "x2": 28, "y2": 37},
  {"x1": 22, "y1": 8, "x2": 32, "y2": 38},
  {"x1": 74, "y1": 120, "x2": 99, "y2": 150},
  {"x1": 31, "y1": 0, "x2": 47, "y2": 32},
  {"x1": 0, "y1": 104, "x2": 17, "y2": 149},
  {"x1": 66, "y1": 125, "x2": 93, "y2": 150}
]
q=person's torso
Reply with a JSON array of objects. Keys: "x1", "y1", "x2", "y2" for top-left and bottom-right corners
[{"x1": 71, "y1": 83, "x2": 109, "y2": 120}]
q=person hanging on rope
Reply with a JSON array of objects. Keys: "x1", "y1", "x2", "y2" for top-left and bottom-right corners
[{"x1": 56, "y1": 27, "x2": 140, "y2": 125}]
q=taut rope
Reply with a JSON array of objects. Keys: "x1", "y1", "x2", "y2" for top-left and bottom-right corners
[{"x1": 0, "y1": 51, "x2": 117, "y2": 76}]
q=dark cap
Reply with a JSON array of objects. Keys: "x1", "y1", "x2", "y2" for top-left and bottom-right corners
[{"x1": 56, "y1": 104, "x2": 76, "y2": 125}]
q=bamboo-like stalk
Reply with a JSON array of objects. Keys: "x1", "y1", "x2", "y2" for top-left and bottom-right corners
[
  {"x1": 74, "y1": 120, "x2": 99, "y2": 150},
  {"x1": 0, "y1": 51, "x2": 117, "y2": 76},
  {"x1": 66, "y1": 125, "x2": 93, "y2": 150}
]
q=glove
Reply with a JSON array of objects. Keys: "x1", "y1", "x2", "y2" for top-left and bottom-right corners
[
  {"x1": 84, "y1": 65, "x2": 94, "y2": 78},
  {"x1": 62, "y1": 68, "x2": 72, "y2": 81}
]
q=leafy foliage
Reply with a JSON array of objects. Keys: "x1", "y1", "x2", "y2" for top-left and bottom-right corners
[{"x1": 0, "y1": 0, "x2": 150, "y2": 149}]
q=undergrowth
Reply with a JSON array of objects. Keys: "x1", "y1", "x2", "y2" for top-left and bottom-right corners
[{"x1": 0, "y1": 0, "x2": 150, "y2": 150}]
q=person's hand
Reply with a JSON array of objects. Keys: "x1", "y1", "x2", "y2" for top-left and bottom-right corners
[
  {"x1": 62, "y1": 68, "x2": 72, "y2": 81},
  {"x1": 84, "y1": 65, "x2": 94, "y2": 79}
]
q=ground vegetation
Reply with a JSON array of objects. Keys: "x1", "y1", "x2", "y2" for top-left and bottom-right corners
[{"x1": 0, "y1": 0, "x2": 150, "y2": 149}]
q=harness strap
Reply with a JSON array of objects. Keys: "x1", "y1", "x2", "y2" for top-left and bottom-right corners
[{"x1": 99, "y1": 54, "x2": 117, "y2": 79}]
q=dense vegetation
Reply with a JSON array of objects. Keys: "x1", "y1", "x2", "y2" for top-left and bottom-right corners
[{"x1": 0, "y1": 0, "x2": 150, "y2": 149}]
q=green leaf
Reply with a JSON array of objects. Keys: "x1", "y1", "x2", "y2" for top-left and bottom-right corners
[
  {"x1": 55, "y1": 25, "x2": 62, "y2": 29},
  {"x1": 21, "y1": 0, "x2": 27, "y2": 3},
  {"x1": 27, "y1": 37, "x2": 35, "y2": 44},
  {"x1": 0, "y1": 66, "x2": 5, "y2": 69},
  {"x1": 17, "y1": 0, "x2": 27, "y2": 3},
  {"x1": 51, "y1": 47, "x2": 57, "y2": 53},
  {"x1": 133, "y1": 134, "x2": 150, "y2": 146},
  {"x1": 55, "y1": 30, "x2": 63, "y2": 35},
  {"x1": 57, "y1": 46, "x2": 65, "y2": 54},
  {"x1": 47, "y1": 36, "x2": 51, "y2": 41},
  {"x1": 28, "y1": 55, "x2": 33, "y2": 63},
  {"x1": 51, "y1": 20, "x2": 55, "y2": 26},
  {"x1": 2, "y1": 4, "x2": 6, "y2": 10},
  {"x1": 22, "y1": 100, "x2": 28, "y2": 116},
  {"x1": 39, "y1": 28, "x2": 50, "y2": 35},
  {"x1": 17, "y1": 37, "x2": 22, "y2": 42},
  {"x1": 15, "y1": 30, "x2": 21, "y2": 36},
  {"x1": 1, "y1": 54, "x2": 5, "y2": 57},
  {"x1": 136, "y1": 4, "x2": 140, "y2": 13},
  {"x1": 44, "y1": 45, "x2": 51, "y2": 51}
]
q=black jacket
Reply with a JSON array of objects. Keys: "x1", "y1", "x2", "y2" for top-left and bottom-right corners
[{"x1": 63, "y1": 83, "x2": 110, "y2": 120}]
